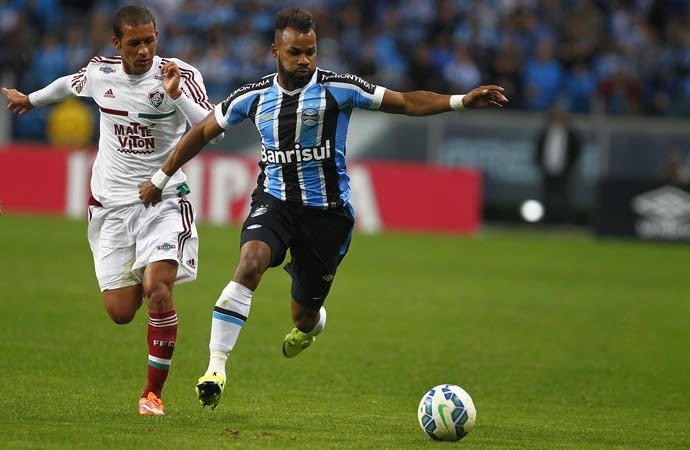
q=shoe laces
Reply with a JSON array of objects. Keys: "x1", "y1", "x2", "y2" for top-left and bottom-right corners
[
  {"x1": 289, "y1": 330, "x2": 313, "y2": 347},
  {"x1": 144, "y1": 392, "x2": 162, "y2": 407}
]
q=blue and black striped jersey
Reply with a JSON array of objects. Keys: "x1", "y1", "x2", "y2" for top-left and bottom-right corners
[{"x1": 214, "y1": 68, "x2": 386, "y2": 208}]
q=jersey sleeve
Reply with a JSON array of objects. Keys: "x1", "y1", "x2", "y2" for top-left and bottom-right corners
[
  {"x1": 68, "y1": 58, "x2": 98, "y2": 98},
  {"x1": 28, "y1": 75, "x2": 73, "y2": 106},
  {"x1": 214, "y1": 80, "x2": 265, "y2": 129},
  {"x1": 319, "y1": 71, "x2": 386, "y2": 110}
]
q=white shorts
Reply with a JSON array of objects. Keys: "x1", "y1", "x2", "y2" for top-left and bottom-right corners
[{"x1": 87, "y1": 196, "x2": 198, "y2": 292}]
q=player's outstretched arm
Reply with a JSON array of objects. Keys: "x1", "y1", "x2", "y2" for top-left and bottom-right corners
[
  {"x1": 139, "y1": 111, "x2": 224, "y2": 206},
  {"x1": 3, "y1": 76, "x2": 74, "y2": 114},
  {"x1": 2, "y1": 87, "x2": 34, "y2": 115},
  {"x1": 380, "y1": 84, "x2": 508, "y2": 116}
]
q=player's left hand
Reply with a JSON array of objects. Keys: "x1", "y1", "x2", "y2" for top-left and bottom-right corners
[
  {"x1": 2, "y1": 87, "x2": 33, "y2": 115},
  {"x1": 160, "y1": 61, "x2": 182, "y2": 100},
  {"x1": 463, "y1": 85, "x2": 508, "y2": 109},
  {"x1": 138, "y1": 180, "x2": 163, "y2": 206}
]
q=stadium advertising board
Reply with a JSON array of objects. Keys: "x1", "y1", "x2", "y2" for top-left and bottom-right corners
[
  {"x1": 0, "y1": 146, "x2": 481, "y2": 234},
  {"x1": 596, "y1": 179, "x2": 690, "y2": 241}
]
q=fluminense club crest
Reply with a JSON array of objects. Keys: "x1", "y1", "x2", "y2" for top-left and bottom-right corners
[{"x1": 148, "y1": 89, "x2": 164, "y2": 108}]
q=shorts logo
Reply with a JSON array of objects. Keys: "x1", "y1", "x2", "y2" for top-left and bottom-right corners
[
  {"x1": 157, "y1": 242, "x2": 177, "y2": 251},
  {"x1": 322, "y1": 274, "x2": 334, "y2": 282},
  {"x1": 186, "y1": 258, "x2": 196, "y2": 268},
  {"x1": 149, "y1": 89, "x2": 165, "y2": 108},
  {"x1": 250, "y1": 205, "x2": 268, "y2": 218},
  {"x1": 246, "y1": 224, "x2": 263, "y2": 230},
  {"x1": 301, "y1": 108, "x2": 319, "y2": 127}
]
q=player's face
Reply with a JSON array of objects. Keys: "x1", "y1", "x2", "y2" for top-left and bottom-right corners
[
  {"x1": 273, "y1": 27, "x2": 317, "y2": 91},
  {"x1": 112, "y1": 22, "x2": 158, "y2": 75}
]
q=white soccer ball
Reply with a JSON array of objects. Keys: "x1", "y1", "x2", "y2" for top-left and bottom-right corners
[{"x1": 417, "y1": 384, "x2": 476, "y2": 441}]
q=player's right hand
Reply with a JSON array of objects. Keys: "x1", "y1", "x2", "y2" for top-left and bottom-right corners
[
  {"x1": 2, "y1": 87, "x2": 33, "y2": 115},
  {"x1": 138, "y1": 180, "x2": 163, "y2": 206},
  {"x1": 160, "y1": 61, "x2": 183, "y2": 100}
]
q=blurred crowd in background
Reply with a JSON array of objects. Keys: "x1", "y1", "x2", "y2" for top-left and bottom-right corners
[{"x1": 2, "y1": 0, "x2": 690, "y2": 119}]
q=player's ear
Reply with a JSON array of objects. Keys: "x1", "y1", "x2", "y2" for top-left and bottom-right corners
[
  {"x1": 112, "y1": 36, "x2": 121, "y2": 51},
  {"x1": 271, "y1": 43, "x2": 278, "y2": 58}
]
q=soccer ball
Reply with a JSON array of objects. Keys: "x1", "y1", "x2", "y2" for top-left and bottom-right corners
[{"x1": 417, "y1": 384, "x2": 476, "y2": 441}]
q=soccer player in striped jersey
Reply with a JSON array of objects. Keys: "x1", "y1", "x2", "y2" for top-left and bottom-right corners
[
  {"x1": 139, "y1": 7, "x2": 508, "y2": 409},
  {"x1": 2, "y1": 4, "x2": 220, "y2": 416}
]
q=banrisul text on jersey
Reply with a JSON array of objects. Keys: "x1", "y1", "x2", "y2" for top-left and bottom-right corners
[{"x1": 260, "y1": 140, "x2": 332, "y2": 164}]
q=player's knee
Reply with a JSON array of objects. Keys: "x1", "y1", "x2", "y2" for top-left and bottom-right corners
[
  {"x1": 103, "y1": 290, "x2": 141, "y2": 324},
  {"x1": 144, "y1": 282, "x2": 173, "y2": 311},
  {"x1": 106, "y1": 306, "x2": 137, "y2": 324}
]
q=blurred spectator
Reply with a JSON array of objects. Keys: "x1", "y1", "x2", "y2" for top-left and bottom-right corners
[
  {"x1": 397, "y1": 0, "x2": 435, "y2": 49},
  {"x1": 564, "y1": 58, "x2": 597, "y2": 113},
  {"x1": 488, "y1": 37, "x2": 524, "y2": 109},
  {"x1": 659, "y1": 150, "x2": 690, "y2": 184},
  {"x1": 64, "y1": 24, "x2": 92, "y2": 72},
  {"x1": 443, "y1": 45, "x2": 481, "y2": 93},
  {"x1": 452, "y1": 6, "x2": 499, "y2": 64},
  {"x1": 599, "y1": 67, "x2": 641, "y2": 115},
  {"x1": 317, "y1": 37, "x2": 348, "y2": 76},
  {"x1": 23, "y1": 31, "x2": 69, "y2": 91},
  {"x1": 338, "y1": 3, "x2": 365, "y2": 63},
  {"x1": 369, "y1": 9, "x2": 407, "y2": 89},
  {"x1": 0, "y1": 1, "x2": 33, "y2": 84},
  {"x1": 429, "y1": 30, "x2": 454, "y2": 74},
  {"x1": 192, "y1": 41, "x2": 232, "y2": 103},
  {"x1": 534, "y1": 105, "x2": 582, "y2": 224},
  {"x1": 523, "y1": 37, "x2": 564, "y2": 111}
]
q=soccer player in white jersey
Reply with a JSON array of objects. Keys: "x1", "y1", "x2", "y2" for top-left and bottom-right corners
[
  {"x1": 139, "y1": 7, "x2": 508, "y2": 409},
  {"x1": 2, "y1": 4, "x2": 218, "y2": 416}
]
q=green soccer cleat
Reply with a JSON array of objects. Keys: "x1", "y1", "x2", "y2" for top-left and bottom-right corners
[
  {"x1": 282, "y1": 327, "x2": 316, "y2": 358},
  {"x1": 195, "y1": 372, "x2": 225, "y2": 409}
]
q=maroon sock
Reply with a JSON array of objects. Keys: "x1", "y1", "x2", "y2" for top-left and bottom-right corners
[{"x1": 142, "y1": 310, "x2": 177, "y2": 398}]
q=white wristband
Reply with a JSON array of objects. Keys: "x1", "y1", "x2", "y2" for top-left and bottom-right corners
[
  {"x1": 151, "y1": 169, "x2": 171, "y2": 190},
  {"x1": 450, "y1": 94, "x2": 466, "y2": 111}
]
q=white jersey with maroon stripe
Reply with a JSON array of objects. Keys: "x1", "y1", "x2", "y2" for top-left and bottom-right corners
[{"x1": 69, "y1": 55, "x2": 214, "y2": 208}]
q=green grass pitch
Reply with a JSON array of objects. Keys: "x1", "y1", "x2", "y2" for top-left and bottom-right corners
[{"x1": 0, "y1": 214, "x2": 688, "y2": 449}]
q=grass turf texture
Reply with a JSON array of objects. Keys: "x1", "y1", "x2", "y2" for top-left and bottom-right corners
[{"x1": 0, "y1": 213, "x2": 688, "y2": 449}]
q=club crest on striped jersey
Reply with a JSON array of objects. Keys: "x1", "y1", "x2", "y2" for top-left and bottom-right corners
[
  {"x1": 149, "y1": 89, "x2": 165, "y2": 108},
  {"x1": 301, "y1": 108, "x2": 319, "y2": 127}
]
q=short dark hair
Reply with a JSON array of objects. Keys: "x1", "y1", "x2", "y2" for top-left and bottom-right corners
[
  {"x1": 274, "y1": 7, "x2": 315, "y2": 35},
  {"x1": 113, "y1": 4, "x2": 157, "y2": 39}
]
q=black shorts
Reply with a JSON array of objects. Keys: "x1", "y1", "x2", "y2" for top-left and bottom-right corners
[{"x1": 240, "y1": 192, "x2": 355, "y2": 309}]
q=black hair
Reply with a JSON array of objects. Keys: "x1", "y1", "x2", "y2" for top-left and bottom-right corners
[
  {"x1": 113, "y1": 4, "x2": 157, "y2": 39},
  {"x1": 274, "y1": 7, "x2": 315, "y2": 35}
]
